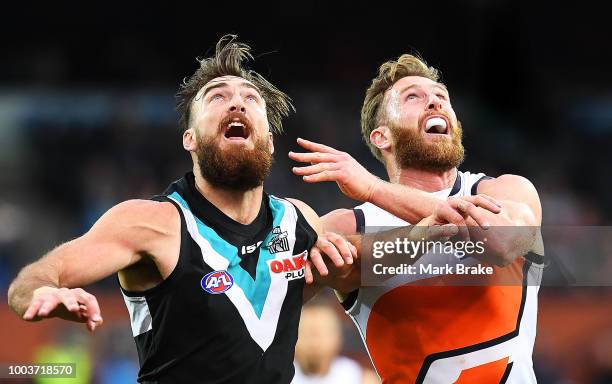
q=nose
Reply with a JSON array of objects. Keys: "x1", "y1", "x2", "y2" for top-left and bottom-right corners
[
  {"x1": 229, "y1": 94, "x2": 246, "y2": 113},
  {"x1": 426, "y1": 94, "x2": 443, "y2": 111},
  {"x1": 229, "y1": 104, "x2": 246, "y2": 113}
]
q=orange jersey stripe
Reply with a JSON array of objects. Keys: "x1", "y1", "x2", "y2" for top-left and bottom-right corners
[{"x1": 365, "y1": 260, "x2": 525, "y2": 383}]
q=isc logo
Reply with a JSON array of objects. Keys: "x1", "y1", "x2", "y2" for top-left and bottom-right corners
[
  {"x1": 201, "y1": 270, "x2": 234, "y2": 294},
  {"x1": 269, "y1": 251, "x2": 307, "y2": 281}
]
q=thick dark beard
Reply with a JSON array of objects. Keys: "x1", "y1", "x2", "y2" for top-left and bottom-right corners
[
  {"x1": 196, "y1": 134, "x2": 273, "y2": 191},
  {"x1": 391, "y1": 121, "x2": 465, "y2": 172}
]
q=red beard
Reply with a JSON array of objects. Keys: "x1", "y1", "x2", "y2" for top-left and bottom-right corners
[
  {"x1": 391, "y1": 119, "x2": 465, "y2": 172},
  {"x1": 195, "y1": 133, "x2": 273, "y2": 191}
]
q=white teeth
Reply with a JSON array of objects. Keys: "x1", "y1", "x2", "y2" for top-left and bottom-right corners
[
  {"x1": 426, "y1": 117, "x2": 447, "y2": 133},
  {"x1": 228, "y1": 122, "x2": 244, "y2": 127}
]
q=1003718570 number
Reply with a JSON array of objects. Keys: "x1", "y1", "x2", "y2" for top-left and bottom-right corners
[{"x1": 3, "y1": 363, "x2": 75, "y2": 378}]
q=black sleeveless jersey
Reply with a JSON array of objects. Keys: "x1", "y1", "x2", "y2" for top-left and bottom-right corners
[{"x1": 119, "y1": 173, "x2": 318, "y2": 383}]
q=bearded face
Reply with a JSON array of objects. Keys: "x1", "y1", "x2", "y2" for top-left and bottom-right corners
[
  {"x1": 382, "y1": 76, "x2": 465, "y2": 172},
  {"x1": 390, "y1": 115, "x2": 464, "y2": 172},
  {"x1": 195, "y1": 111, "x2": 273, "y2": 191},
  {"x1": 188, "y1": 76, "x2": 274, "y2": 191}
]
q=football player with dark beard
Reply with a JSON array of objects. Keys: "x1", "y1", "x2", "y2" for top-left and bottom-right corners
[{"x1": 7, "y1": 35, "x2": 356, "y2": 384}]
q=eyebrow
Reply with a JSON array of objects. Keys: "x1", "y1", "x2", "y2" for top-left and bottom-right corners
[
  {"x1": 398, "y1": 83, "x2": 449, "y2": 95},
  {"x1": 199, "y1": 81, "x2": 262, "y2": 99}
]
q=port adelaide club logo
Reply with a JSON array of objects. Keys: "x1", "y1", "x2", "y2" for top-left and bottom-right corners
[
  {"x1": 267, "y1": 226, "x2": 290, "y2": 254},
  {"x1": 201, "y1": 270, "x2": 234, "y2": 294}
]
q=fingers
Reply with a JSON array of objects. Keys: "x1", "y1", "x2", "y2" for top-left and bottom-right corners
[
  {"x1": 296, "y1": 137, "x2": 342, "y2": 154},
  {"x1": 57, "y1": 287, "x2": 80, "y2": 313},
  {"x1": 448, "y1": 198, "x2": 494, "y2": 229},
  {"x1": 302, "y1": 171, "x2": 341, "y2": 183},
  {"x1": 308, "y1": 232, "x2": 354, "y2": 280},
  {"x1": 477, "y1": 194, "x2": 503, "y2": 208},
  {"x1": 288, "y1": 151, "x2": 342, "y2": 183},
  {"x1": 433, "y1": 202, "x2": 465, "y2": 226},
  {"x1": 73, "y1": 288, "x2": 103, "y2": 331},
  {"x1": 323, "y1": 232, "x2": 354, "y2": 265},
  {"x1": 315, "y1": 237, "x2": 346, "y2": 268},
  {"x1": 304, "y1": 261, "x2": 314, "y2": 284},
  {"x1": 348, "y1": 241, "x2": 358, "y2": 260},
  {"x1": 308, "y1": 247, "x2": 329, "y2": 276},
  {"x1": 449, "y1": 198, "x2": 493, "y2": 230},
  {"x1": 288, "y1": 151, "x2": 339, "y2": 165},
  {"x1": 462, "y1": 195, "x2": 502, "y2": 214},
  {"x1": 36, "y1": 293, "x2": 62, "y2": 318},
  {"x1": 292, "y1": 162, "x2": 338, "y2": 176},
  {"x1": 23, "y1": 297, "x2": 46, "y2": 320}
]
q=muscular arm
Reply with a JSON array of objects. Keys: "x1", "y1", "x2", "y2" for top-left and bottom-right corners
[
  {"x1": 475, "y1": 175, "x2": 541, "y2": 226},
  {"x1": 342, "y1": 175, "x2": 542, "y2": 268},
  {"x1": 290, "y1": 139, "x2": 450, "y2": 224},
  {"x1": 7, "y1": 199, "x2": 180, "y2": 328},
  {"x1": 361, "y1": 174, "x2": 542, "y2": 266},
  {"x1": 290, "y1": 138, "x2": 500, "y2": 225},
  {"x1": 368, "y1": 181, "x2": 448, "y2": 224},
  {"x1": 464, "y1": 174, "x2": 543, "y2": 265}
]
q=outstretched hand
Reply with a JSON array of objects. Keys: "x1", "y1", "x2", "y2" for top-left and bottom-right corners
[
  {"x1": 22, "y1": 286, "x2": 103, "y2": 332},
  {"x1": 289, "y1": 138, "x2": 380, "y2": 202}
]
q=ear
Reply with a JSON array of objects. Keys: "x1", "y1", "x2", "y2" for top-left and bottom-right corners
[
  {"x1": 268, "y1": 131, "x2": 274, "y2": 155},
  {"x1": 370, "y1": 126, "x2": 392, "y2": 151},
  {"x1": 183, "y1": 128, "x2": 197, "y2": 152}
]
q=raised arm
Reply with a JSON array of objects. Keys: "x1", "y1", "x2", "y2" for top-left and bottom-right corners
[
  {"x1": 7, "y1": 199, "x2": 180, "y2": 331},
  {"x1": 289, "y1": 137, "x2": 501, "y2": 226}
]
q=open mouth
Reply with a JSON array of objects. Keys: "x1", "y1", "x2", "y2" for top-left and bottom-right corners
[
  {"x1": 424, "y1": 116, "x2": 449, "y2": 135},
  {"x1": 224, "y1": 120, "x2": 250, "y2": 141}
]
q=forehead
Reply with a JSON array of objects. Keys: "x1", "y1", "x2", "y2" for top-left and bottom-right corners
[
  {"x1": 390, "y1": 76, "x2": 447, "y2": 93},
  {"x1": 195, "y1": 75, "x2": 260, "y2": 99},
  {"x1": 207, "y1": 75, "x2": 256, "y2": 87}
]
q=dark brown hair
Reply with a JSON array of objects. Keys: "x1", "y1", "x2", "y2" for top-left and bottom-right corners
[{"x1": 176, "y1": 34, "x2": 294, "y2": 134}]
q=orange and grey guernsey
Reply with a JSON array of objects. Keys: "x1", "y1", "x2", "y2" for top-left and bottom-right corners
[
  {"x1": 345, "y1": 170, "x2": 544, "y2": 383},
  {"x1": 119, "y1": 172, "x2": 317, "y2": 384}
]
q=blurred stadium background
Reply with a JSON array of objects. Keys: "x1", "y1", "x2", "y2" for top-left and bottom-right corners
[{"x1": 1, "y1": 2, "x2": 611, "y2": 383}]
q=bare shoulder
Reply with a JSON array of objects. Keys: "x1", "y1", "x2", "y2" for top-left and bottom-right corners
[
  {"x1": 286, "y1": 198, "x2": 321, "y2": 234},
  {"x1": 479, "y1": 174, "x2": 542, "y2": 224},
  {"x1": 285, "y1": 198, "x2": 317, "y2": 216},
  {"x1": 107, "y1": 199, "x2": 178, "y2": 222},
  {"x1": 478, "y1": 174, "x2": 539, "y2": 202},
  {"x1": 321, "y1": 208, "x2": 357, "y2": 234},
  {"x1": 91, "y1": 199, "x2": 180, "y2": 238},
  {"x1": 108, "y1": 200, "x2": 181, "y2": 289}
]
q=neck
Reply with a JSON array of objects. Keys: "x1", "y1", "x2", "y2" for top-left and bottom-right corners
[
  {"x1": 192, "y1": 167, "x2": 263, "y2": 225},
  {"x1": 386, "y1": 162, "x2": 457, "y2": 192}
]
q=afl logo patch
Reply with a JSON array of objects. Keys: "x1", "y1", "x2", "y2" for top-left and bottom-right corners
[{"x1": 201, "y1": 270, "x2": 234, "y2": 294}]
